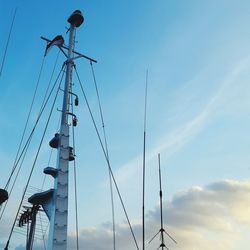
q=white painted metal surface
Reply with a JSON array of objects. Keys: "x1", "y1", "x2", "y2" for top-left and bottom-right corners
[{"x1": 47, "y1": 15, "x2": 77, "y2": 250}]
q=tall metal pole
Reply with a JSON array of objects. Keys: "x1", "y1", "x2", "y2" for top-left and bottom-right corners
[
  {"x1": 158, "y1": 154, "x2": 164, "y2": 250},
  {"x1": 142, "y1": 70, "x2": 148, "y2": 250},
  {"x1": 27, "y1": 208, "x2": 37, "y2": 250},
  {"x1": 47, "y1": 10, "x2": 84, "y2": 250},
  {"x1": 148, "y1": 154, "x2": 177, "y2": 249}
]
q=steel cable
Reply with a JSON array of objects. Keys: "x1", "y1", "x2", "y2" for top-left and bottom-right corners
[
  {"x1": 90, "y1": 61, "x2": 116, "y2": 250},
  {"x1": 0, "y1": 64, "x2": 65, "y2": 221},
  {"x1": 74, "y1": 65, "x2": 139, "y2": 250},
  {"x1": 4, "y1": 67, "x2": 65, "y2": 249}
]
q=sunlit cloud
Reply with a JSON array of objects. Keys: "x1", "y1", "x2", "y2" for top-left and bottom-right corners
[
  {"x1": 82, "y1": 179, "x2": 250, "y2": 250},
  {"x1": 35, "y1": 179, "x2": 250, "y2": 250},
  {"x1": 13, "y1": 179, "x2": 250, "y2": 249}
]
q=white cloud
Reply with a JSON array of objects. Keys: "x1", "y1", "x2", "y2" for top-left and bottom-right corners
[
  {"x1": 146, "y1": 179, "x2": 250, "y2": 250},
  {"x1": 64, "y1": 179, "x2": 250, "y2": 250},
  {"x1": 13, "y1": 179, "x2": 250, "y2": 250}
]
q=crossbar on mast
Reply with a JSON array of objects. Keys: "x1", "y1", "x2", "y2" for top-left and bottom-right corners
[{"x1": 41, "y1": 36, "x2": 97, "y2": 63}]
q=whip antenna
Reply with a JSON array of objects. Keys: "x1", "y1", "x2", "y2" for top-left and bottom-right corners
[{"x1": 142, "y1": 69, "x2": 148, "y2": 250}]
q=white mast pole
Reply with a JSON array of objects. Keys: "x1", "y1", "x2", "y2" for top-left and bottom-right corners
[{"x1": 47, "y1": 10, "x2": 84, "y2": 250}]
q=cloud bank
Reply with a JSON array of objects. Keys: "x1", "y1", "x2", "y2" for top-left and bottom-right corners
[{"x1": 22, "y1": 179, "x2": 250, "y2": 250}]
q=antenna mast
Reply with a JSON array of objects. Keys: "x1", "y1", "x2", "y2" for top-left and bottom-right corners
[
  {"x1": 28, "y1": 10, "x2": 84, "y2": 250},
  {"x1": 46, "y1": 10, "x2": 84, "y2": 249},
  {"x1": 148, "y1": 154, "x2": 177, "y2": 250},
  {"x1": 142, "y1": 70, "x2": 148, "y2": 250},
  {"x1": 158, "y1": 153, "x2": 165, "y2": 250}
]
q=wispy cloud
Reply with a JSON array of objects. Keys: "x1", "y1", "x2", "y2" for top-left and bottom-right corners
[{"x1": 113, "y1": 56, "x2": 250, "y2": 185}]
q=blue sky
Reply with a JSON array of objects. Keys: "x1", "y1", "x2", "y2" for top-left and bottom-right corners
[{"x1": 1, "y1": 0, "x2": 250, "y2": 249}]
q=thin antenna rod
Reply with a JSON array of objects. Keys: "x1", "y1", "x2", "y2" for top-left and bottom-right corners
[
  {"x1": 142, "y1": 69, "x2": 148, "y2": 250},
  {"x1": 0, "y1": 8, "x2": 17, "y2": 77},
  {"x1": 158, "y1": 153, "x2": 164, "y2": 250}
]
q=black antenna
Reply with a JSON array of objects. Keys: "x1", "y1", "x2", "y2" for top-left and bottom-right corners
[
  {"x1": 142, "y1": 70, "x2": 148, "y2": 250},
  {"x1": 148, "y1": 153, "x2": 177, "y2": 250}
]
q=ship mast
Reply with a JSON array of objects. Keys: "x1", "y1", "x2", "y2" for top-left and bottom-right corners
[
  {"x1": 27, "y1": 10, "x2": 84, "y2": 250},
  {"x1": 47, "y1": 10, "x2": 84, "y2": 249},
  {"x1": 1, "y1": 9, "x2": 99, "y2": 250}
]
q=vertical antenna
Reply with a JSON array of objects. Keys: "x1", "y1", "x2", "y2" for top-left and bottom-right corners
[
  {"x1": 148, "y1": 153, "x2": 177, "y2": 249},
  {"x1": 158, "y1": 154, "x2": 164, "y2": 250},
  {"x1": 142, "y1": 70, "x2": 148, "y2": 250}
]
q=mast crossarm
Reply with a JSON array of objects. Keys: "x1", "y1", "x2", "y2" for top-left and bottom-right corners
[{"x1": 41, "y1": 36, "x2": 97, "y2": 63}]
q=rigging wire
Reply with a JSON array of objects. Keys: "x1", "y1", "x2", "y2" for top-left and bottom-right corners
[
  {"x1": 74, "y1": 65, "x2": 139, "y2": 250},
  {"x1": 39, "y1": 50, "x2": 61, "y2": 114},
  {"x1": 39, "y1": 116, "x2": 61, "y2": 250},
  {"x1": 39, "y1": 69, "x2": 64, "y2": 249},
  {"x1": 40, "y1": 114, "x2": 61, "y2": 191},
  {"x1": 0, "y1": 137, "x2": 31, "y2": 221},
  {"x1": 0, "y1": 8, "x2": 17, "y2": 77},
  {"x1": 4, "y1": 68, "x2": 64, "y2": 250},
  {"x1": 70, "y1": 90, "x2": 79, "y2": 250},
  {"x1": 142, "y1": 70, "x2": 148, "y2": 250},
  {"x1": 90, "y1": 61, "x2": 116, "y2": 250},
  {"x1": 0, "y1": 64, "x2": 65, "y2": 221},
  {"x1": 1, "y1": 52, "x2": 46, "y2": 217},
  {"x1": 40, "y1": 50, "x2": 61, "y2": 190},
  {"x1": 39, "y1": 52, "x2": 62, "y2": 245},
  {"x1": 4, "y1": 50, "x2": 60, "y2": 192},
  {"x1": 4, "y1": 55, "x2": 46, "y2": 191},
  {"x1": 40, "y1": 147, "x2": 53, "y2": 191},
  {"x1": 4, "y1": 62, "x2": 65, "y2": 191}
]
